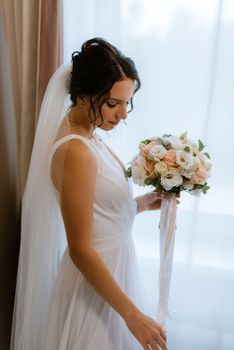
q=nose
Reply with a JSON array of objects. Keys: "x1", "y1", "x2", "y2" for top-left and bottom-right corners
[{"x1": 117, "y1": 104, "x2": 128, "y2": 120}]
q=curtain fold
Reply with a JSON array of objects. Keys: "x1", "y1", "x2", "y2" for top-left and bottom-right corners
[
  {"x1": 0, "y1": 18, "x2": 20, "y2": 350},
  {"x1": 36, "y1": 0, "x2": 62, "y2": 115},
  {"x1": 1, "y1": 0, "x2": 62, "y2": 197},
  {"x1": 0, "y1": 0, "x2": 62, "y2": 347}
]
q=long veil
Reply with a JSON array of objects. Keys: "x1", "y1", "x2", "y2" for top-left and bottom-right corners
[{"x1": 11, "y1": 64, "x2": 72, "y2": 350}]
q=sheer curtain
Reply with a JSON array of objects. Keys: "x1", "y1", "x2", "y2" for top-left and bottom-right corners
[{"x1": 63, "y1": 1, "x2": 234, "y2": 349}]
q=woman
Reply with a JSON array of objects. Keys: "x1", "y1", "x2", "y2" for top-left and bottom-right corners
[{"x1": 11, "y1": 38, "x2": 167, "y2": 350}]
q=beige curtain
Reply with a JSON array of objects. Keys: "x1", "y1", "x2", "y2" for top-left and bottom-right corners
[
  {"x1": 0, "y1": 1, "x2": 62, "y2": 347},
  {"x1": 37, "y1": 0, "x2": 62, "y2": 111},
  {"x1": 0, "y1": 18, "x2": 20, "y2": 350},
  {"x1": 1, "y1": 0, "x2": 62, "y2": 197}
]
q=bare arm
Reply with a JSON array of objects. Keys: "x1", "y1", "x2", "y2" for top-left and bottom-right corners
[{"x1": 53, "y1": 139, "x2": 167, "y2": 350}]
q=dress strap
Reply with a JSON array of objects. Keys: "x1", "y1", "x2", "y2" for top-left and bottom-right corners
[{"x1": 49, "y1": 134, "x2": 100, "y2": 170}]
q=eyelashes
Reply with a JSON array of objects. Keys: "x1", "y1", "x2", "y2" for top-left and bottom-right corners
[
  {"x1": 106, "y1": 102, "x2": 117, "y2": 108},
  {"x1": 106, "y1": 101, "x2": 130, "y2": 108}
]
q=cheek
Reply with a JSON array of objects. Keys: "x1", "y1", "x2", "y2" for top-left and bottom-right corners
[
  {"x1": 101, "y1": 106, "x2": 115, "y2": 121},
  {"x1": 94, "y1": 107, "x2": 113, "y2": 128}
]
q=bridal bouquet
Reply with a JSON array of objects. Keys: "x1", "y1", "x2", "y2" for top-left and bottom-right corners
[
  {"x1": 125, "y1": 131, "x2": 211, "y2": 195},
  {"x1": 126, "y1": 132, "x2": 212, "y2": 325}
]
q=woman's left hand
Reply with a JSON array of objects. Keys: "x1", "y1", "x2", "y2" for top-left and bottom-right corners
[{"x1": 135, "y1": 191, "x2": 180, "y2": 214}]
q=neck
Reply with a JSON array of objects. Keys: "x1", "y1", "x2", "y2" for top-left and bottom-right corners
[{"x1": 67, "y1": 106, "x2": 94, "y2": 137}]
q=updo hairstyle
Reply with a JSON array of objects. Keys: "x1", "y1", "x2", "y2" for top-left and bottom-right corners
[{"x1": 68, "y1": 37, "x2": 141, "y2": 125}]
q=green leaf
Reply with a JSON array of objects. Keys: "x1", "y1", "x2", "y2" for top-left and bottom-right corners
[
  {"x1": 204, "y1": 152, "x2": 211, "y2": 159},
  {"x1": 157, "y1": 137, "x2": 164, "y2": 145},
  {"x1": 166, "y1": 186, "x2": 181, "y2": 193},
  {"x1": 144, "y1": 178, "x2": 153, "y2": 186},
  {"x1": 151, "y1": 178, "x2": 161, "y2": 187},
  {"x1": 197, "y1": 184, "x2": 204, "y2": 189},
  {"x1": 142, "y1": 139, "x2": 151, "y2": 145},
  {"x1": 202, "y1": 185, "x2": 210, "y2": 194},
  {"x1": 193, "y1": 182, "x2": 210, "y2": 194},
  {"x1": 198, "y1": 139, "x2": 206, "y2": 151},
  {"x1": 165, "y1": 144, "x2": 171, "y2": 150},
  {"x1": 155, "y1": 182, "x2": 165, "y2": 192},
  {"x1": 124, "y1": 167, "x2": 132, "y2": 178},
  {"x1": 202, "y1": 184, "x2": 210, "y2": 192},
  {"x1": 184, "y1": 146, "x2": 191, "y2": 152}
]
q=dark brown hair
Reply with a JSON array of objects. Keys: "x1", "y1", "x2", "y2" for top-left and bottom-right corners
[{"x1": 69, "y1": 37, "x2": 141, "y2": 125}]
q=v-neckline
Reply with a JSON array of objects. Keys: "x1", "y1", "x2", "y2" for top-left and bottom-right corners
[{"x1": 101, "y1": 142, "x2": 126, "y2": 175}]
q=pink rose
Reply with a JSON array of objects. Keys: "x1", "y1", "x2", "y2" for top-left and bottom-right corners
[
  {"x1": 145, "y1": 160, "x2": 156, "y2": 179},
  {"x1": 163, "y1": 149, "x2": 177, "y2": 167},
  {"x1": 191, "y1": 164, "x2": 209, "y2": 184}
]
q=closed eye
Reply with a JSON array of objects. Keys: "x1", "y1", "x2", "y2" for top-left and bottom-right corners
[
  {"x1": 106, "y1": 100, "x2": 130, "y2": 108},
  {"x1": 106, "y1": 102, "x2": 117, "y2": 108}
]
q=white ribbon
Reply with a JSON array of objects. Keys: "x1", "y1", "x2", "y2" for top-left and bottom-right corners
[{"x1": 157, "y1": 193, "x2": 177, "y2": 326}]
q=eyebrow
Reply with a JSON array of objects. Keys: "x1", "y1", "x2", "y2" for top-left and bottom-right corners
[{"x1": 108, "y1": 97, "x2": 132, "y2": 102}]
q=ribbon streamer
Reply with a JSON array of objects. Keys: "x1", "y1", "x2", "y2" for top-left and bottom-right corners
[{"x1": 157, "y1": 193, "x2": 177, "y2": 326}]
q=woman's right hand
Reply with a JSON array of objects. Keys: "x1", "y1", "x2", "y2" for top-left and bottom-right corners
[{"x1": 125, "y1": 310, "x2": 168, "y2": 350}]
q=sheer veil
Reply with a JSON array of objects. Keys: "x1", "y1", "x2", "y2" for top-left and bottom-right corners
[{"x1": 11, "y1": 64, "x2": 73, "y2": 350}]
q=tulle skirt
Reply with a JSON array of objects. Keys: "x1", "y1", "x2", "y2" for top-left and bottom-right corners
[{"x1": 43, "y1": 236, "x2": 148, "y2": 350}]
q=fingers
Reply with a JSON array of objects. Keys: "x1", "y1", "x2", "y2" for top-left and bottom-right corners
[
  {"x1": 153, "y1": 330, "x2": 167, "y2": 350},
  {"x1": 145, "y1": 324, "x2": 167, "y2": 350},
  {"x1": 146, "y1": 337, "x2": 167, "y2": 350},
  {"x1": 146, "y1": 342, "x2": 159, "y2": 350},
  {"x1": 126, "y1": 312, "x2": 168, "y2": 350},
  {"x1": 158, "y1": 326, "x2": 167, "y2": 342},
  {"x1": 145, "y1": 343, "x2": 159, "y2": 350},
  {"x1": 154, "y1": 335, "x2": 167, "y2": 350}
]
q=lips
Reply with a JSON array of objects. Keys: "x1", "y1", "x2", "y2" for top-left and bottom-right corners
[{"x1": 109, "y1": 121, "x2": 119, "y2": 126}]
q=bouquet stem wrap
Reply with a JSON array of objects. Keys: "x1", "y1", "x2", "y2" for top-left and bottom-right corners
[{"x1": 157, "y1": 193, "x2": 177, "y2": 326}]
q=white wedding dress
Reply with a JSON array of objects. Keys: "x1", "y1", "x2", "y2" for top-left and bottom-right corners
[{"x1": 43, "y1": 133, "x2": 148, "y2": 349}]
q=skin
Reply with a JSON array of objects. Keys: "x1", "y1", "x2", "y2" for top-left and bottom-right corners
[{"x1": 51, "y1": 78, "x2": 170, "y2": 350}]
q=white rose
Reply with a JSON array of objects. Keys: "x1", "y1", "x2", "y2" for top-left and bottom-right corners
[
  {"x1": 154, "y1": 161, "x2": 168, "y2": 175},
  {"x1": 193, "y1": 156, "x2": 201, "y2": 169},
  {"x1": 176, "y1": 150, "x2": 199, "y2": 171},
  {"x1": 180, "y1": 168, "x2": 194, "y2": 178},
  {"x1": 182, "y1": 144, "x2": 199, "y2": 155},
  {"x1": 131, "y1": 155, "x2": 147, "y2": 186},
  {"x1": 148, "y1": 144, "x2": 167, "y2": 161},
  {"x1": 182, "y1": 181, "x2": 194, "y2": 190},
  {"x1": 191, "y1": 146, "x2": 200, "y2": 157},
  {"x1": 163, "y1": 135, "x2": 183, "y2": 149},
  {"x1": 181, "y1": 145, "x2": 201, "y2": 169},
  {"x1": 161, "y1": 169, "x2": 183, "y2": 191}
]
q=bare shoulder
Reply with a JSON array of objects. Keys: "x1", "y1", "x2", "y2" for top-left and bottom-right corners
[{"x1": 51, "y1": 138, "x2": 97, "y2": 191}]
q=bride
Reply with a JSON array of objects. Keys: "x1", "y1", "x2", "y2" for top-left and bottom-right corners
[{"x1": 11, "y1": 38, "x2": 167, "y2": 350}]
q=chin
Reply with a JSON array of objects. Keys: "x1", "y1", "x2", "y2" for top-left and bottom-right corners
[{"x1": 99, "y1": 124, "x2": 115, "y2": 131}]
